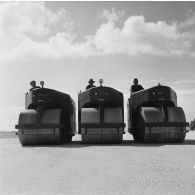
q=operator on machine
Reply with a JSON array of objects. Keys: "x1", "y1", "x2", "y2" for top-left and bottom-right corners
[
  {"x1": 29, "y1": 80, "x2": 40, "y2": 91},
  {"x1": 86, "y1": 79, "x2": 96, "y2": 90},
  {"x1": 130, "y1": 78, "x2": 144, "y2": 94}
]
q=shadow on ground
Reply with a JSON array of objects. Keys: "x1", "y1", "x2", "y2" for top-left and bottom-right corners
[{"x1": 21, "y1": 139, "x2": 195, "y2": 148}]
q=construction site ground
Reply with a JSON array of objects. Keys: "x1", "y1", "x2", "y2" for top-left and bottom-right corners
[{"x1": 1, "y1": 131, "x2": 195, "y2": 195}]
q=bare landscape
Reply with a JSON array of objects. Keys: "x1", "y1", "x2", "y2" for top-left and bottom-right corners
[{"x1": 1, "y1": 131, "x2": 195, "y2": 195}]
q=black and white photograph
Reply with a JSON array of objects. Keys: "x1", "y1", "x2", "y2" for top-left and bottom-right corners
[{"x1": 0, "y1": 1, "x2": 195, "y2": 195}]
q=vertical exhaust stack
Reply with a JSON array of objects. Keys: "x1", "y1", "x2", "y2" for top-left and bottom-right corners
[
  {"x1": 15, "y1": 84, "x2": 76, "y2": 146},
  {"x1": 127, "y1": 85, "x2": 189, "y2": 143},
  {"x1": 78, "y1": 80, "x2": 125, "y2": 144}
]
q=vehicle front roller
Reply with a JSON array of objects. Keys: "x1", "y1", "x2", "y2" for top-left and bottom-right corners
[
  {"x1": 17, "y1": 109, "x2": 63, "y2": 145},
  {"x1": 137, "y1": 107, "x2": 187, "y2": 143},
  {"x1": 81, "y1": 107, "x2": 123, "y2": 144}
]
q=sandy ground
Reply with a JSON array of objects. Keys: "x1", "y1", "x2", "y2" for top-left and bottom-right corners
[{"x1": 0, "y1": 131, "x2": 195, "y2": 195}]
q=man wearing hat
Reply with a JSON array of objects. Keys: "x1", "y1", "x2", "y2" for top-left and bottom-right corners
[
  {"x1": 86, "y1": 79, "x2": 96, "y2": 90},
  {"x1": 130, "y1": 78, "x2": 144, "y2": 94},
  {"x1": 30, "y1": 80, "x2": 40, "y2": 91}
]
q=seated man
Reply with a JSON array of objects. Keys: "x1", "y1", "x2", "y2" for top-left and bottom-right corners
[
  {"x1": 130, "y1": 78, "x2": 144, "y2": 94},
  {"x1": 30, "y1": 80, "x2": 40, "y2": 91},
  {"x1": 86, "y1": 79, "x2": 96, "y2": 90}
]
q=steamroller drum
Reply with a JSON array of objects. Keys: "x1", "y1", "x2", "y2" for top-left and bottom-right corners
[
  {"x1": 138, "y1": 107, "x2": 186, "y2": 143},
  {"x1": 167, "y1": 107, "x2": 186, "y2": 143},
  {"x1": 137, "y1": 107, "x2": 164, "y2": 142},
  {"x1": 81, "y1": 108, "x2": 123, "y2": 144},
  {"x1": 103, "y1": 108, "x2": 123, "y2": 143},
  {"x1": 140, "y1": 107, "x2": 164, "y2": 123},
  {"x1": 45, "y1": 109, "x2": 74, "y2": 144},
  {"x1": 18, "y1": 110, "x2": 37, "y2": 145},
  {"x1": 18, "y1": 109, "x2": 62, "y2": 145},
  {"x1": 81, "y1": 108, "x2": 101, "y2": 143}
]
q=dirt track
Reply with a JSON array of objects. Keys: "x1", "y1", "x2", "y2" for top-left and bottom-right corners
[{"x1": 1, "y1": 132, "x2": 195, "y2": 195}]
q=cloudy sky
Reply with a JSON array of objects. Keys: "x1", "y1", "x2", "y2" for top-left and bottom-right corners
[{"x1": 0, "y1": 1, "x2": 195, "y2": 131}]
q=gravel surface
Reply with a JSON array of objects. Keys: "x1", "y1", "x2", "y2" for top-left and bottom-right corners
[{"x1": 1, "y1": 132, "x2": 195, "y2": 195}]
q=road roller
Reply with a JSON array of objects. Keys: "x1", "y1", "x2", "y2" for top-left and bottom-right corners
[
  {"x1": 78, "y1": 79, "x2": 125, "y2": 144},
  {"x1": 15, "y1": 82, "x2": 76, "y2": 145},
  {"x1": 127, "y1": 84, "x2": 189, "y2": 143}
]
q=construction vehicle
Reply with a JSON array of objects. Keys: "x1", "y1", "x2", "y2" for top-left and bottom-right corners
[
  {"x1": 78, "y1": 79, "x2": 125, "y2": 144},
  {"x1": 190, "y1": 119, "x2": 195, "y2": 130},
  {"x1": 127, "y1": 84, "x2": 189, "y2": 142},
  {"x1": 15, "y1": 81, "x2": 76, "y2": 145}
]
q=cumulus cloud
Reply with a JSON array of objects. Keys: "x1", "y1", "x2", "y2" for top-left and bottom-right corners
[
  {"x1": 0, "y1": 2, "x2": 74, "y2": 40},
  {"x1": 179, "y1": 11, "x2": 195, "y2": 34},
  {"x1": 0, "y1": 2, "x2": 76, "y2": 62},
  {"x1": 99, "y1": 8, "x2": 125, "y2": 23},
  {"x1": 0, "y1": 2, "x2": 195, "y2": 62},
  {"x1": 87, "y1": 14, "x2": 195, "y2": 56}
]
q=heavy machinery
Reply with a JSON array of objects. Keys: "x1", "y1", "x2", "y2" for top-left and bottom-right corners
[
  {"x1": 15, "y1": 82, "x2": 76, "y2": 145},
  {"x1": 127, "y1": 84, "x2": 189, "y2": 143},
  {"x1": 78, "y1": 79, "x2": 125, "y2": 144},
  {"x1": 190, "y1": 119, "x2": 195, "y2": 130}
]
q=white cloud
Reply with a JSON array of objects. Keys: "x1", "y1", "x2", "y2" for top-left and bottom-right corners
[
  {"x1": 179, "y1": 11, "x2": 195, "y2": 35},
  {"x1": 87, "y1": 14, "x2": 195, "y2": 57},
  {"x1": 0, "y1": 2, "x2": 195, "y2": 63},
  {"x1": 99, "y1": 8, "x2": 125, "y2": 23},
  {"x1": 0, "y1": 2, "x2": 74, "y2": 39},
  {"x1": 0, "y1": 2, "x2": 76, "y2": 62}
]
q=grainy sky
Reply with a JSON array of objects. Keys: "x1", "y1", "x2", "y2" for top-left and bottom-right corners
[{"x1": 0, "y1": 1, "x2": 195, "y2": 131}]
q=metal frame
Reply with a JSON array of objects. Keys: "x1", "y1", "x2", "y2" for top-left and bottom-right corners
[
  {"x1": 15, "y1": 124, "x2": 66, "y2": 129},
  {"x1": 80, "y1": 123, "x2": 125, "y2": 135},
  {"x1": 145, "y1": 122, "x2": 189, "y2": 127},
  {"x1": 80, "y1": 123, "x2": 126, "y2": 128}
]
